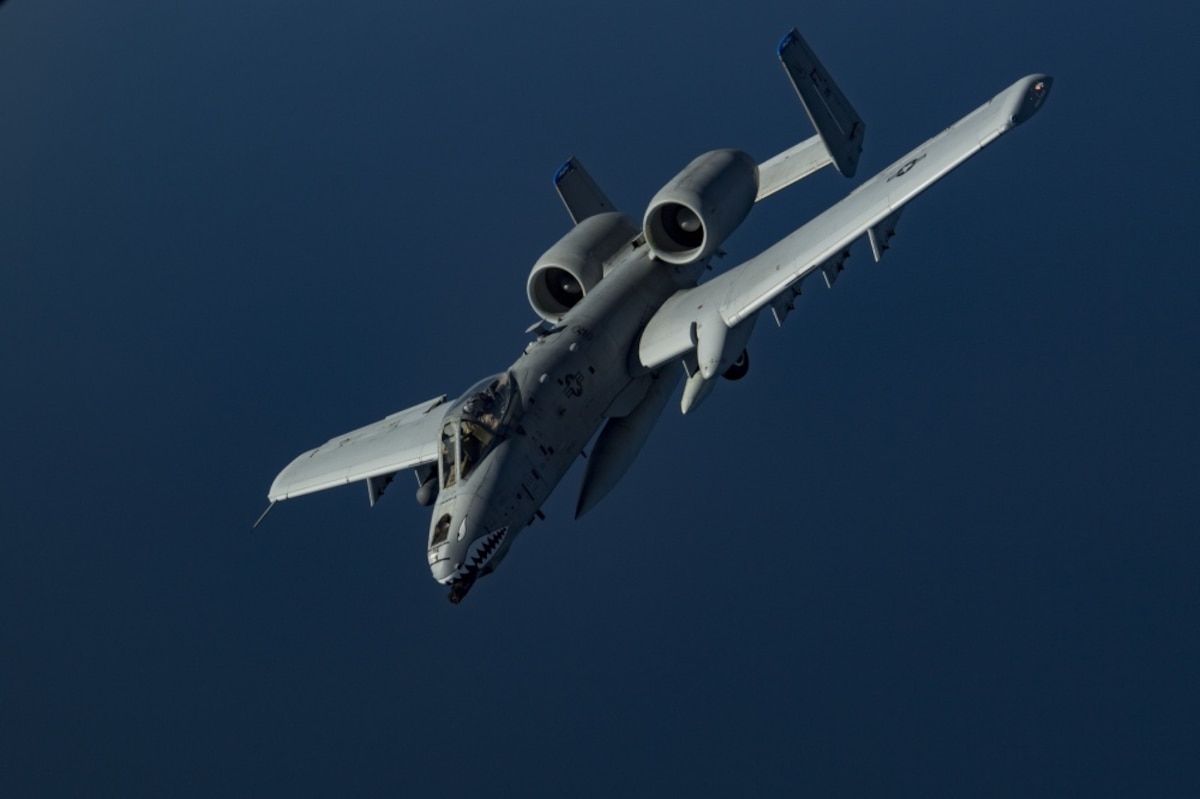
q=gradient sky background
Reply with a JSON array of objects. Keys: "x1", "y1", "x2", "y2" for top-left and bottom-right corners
[{"x1": 3, "y1": 0, "x2": 1198, "y2": 795}]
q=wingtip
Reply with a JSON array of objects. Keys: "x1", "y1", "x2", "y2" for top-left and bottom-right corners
[{"x1": 1004, "y1": 74, "x2": 1054, "y2": 127}]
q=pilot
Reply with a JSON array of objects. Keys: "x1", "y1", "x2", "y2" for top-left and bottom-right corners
[
  {"x1": 473, "y1": 393, "x2": 500, "y2": 430},
  {"x1": 460, "y1": 421, "x2": 482, "y2": 475}
]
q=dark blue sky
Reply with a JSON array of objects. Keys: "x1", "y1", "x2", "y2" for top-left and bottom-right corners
[{"x1": 3, "y1": 1, "x2": 1198, "y2": 795}]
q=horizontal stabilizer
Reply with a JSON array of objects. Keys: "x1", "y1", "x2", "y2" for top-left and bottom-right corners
[
  {"x1": 756, "y1": 135, "x2": 833, "y2": 201},
  {"x1": 554, "y1": 157, "x2": 617, "y2": 224},
  {"x1": 777, "y1": 28, "x2": 864, "y2": 178}
]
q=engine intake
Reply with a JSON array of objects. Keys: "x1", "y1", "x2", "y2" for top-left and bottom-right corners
[
  {"x1": 644, "y1": 149, "x2": 758, "y2": 265},
  {"x1": 527, "y1": 212, "x2": 640, "y2": 322}
]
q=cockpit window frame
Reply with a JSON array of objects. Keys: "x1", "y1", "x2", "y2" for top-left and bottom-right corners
[
  {"x1": 439, "y1": 421, "x2": 460, "y2": 490},
  {"x1": 438, "y1": 372, "x2": 517, "y2": 490}
]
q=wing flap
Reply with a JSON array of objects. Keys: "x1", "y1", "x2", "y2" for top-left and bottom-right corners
[
  {"x1": 638, "y1": 74, "x2": 1052, "y2": 369},
  {"x1": 267, "y1": 395, "x2": 448, "y2": 502}
]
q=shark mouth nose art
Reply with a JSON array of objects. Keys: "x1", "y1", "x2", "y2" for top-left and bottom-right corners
[{"x1": 438, "y1": 527, "x2": 509, "y2": 586}]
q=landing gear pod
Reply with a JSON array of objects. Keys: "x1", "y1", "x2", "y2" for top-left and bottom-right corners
[{"x1": 722, "y1": 350, "x2": 749, "y2": 381}]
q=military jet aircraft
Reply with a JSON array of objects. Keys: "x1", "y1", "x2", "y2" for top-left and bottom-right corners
[{"x1": 259, "y1": 29, "x2": 1052, "y2": 603}]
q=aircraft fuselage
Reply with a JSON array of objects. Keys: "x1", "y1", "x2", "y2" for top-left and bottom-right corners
[{"x1": 426, "y1": 232, "x2": 703, "y2": 601}]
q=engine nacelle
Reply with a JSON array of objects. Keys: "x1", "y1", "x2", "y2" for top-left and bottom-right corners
[
  {"x1": 643, "y1": 149, "x2": 758, "y2": 266},
  {"x1": 527, "y1": 212, "x2": 640, "y2": 322}
]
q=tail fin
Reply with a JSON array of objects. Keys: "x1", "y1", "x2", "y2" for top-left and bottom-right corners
[
  {"x1": 553, "y1": 157, "x2": 618, "y2": 224},
  {"x1": 756, "y1": 29, "x2": 865, "y2": 200}
]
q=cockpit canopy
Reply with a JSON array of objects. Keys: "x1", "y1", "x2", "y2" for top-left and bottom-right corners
[{"x1": 439, "y1": 372, "x2": 516, "y2": 490}]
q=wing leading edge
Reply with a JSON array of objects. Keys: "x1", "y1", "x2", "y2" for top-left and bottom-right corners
[
  {"x1": 638, "y1": 74, "x2": 1053, "y2": 371},
  {"x1": 267, "y1": 394, "x2": 448, "y2": 502}
]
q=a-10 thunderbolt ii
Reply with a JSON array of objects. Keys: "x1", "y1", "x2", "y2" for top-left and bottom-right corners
[{"x1": 259, "y1": 28, "x2": 1052, "y2": 603}]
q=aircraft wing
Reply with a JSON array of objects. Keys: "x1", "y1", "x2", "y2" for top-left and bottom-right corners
[
  {"x1": 638, "y1": 74, "x2": 1052, "y2": 370},
  {"x1": 267, "y1": 394, "x2": 449, "y2": 502}
]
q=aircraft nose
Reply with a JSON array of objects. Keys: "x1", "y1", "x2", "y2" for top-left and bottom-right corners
[
  {"x1": 428, "y1": 549, "x2": 481, "y2": 604},
  {"x1": 426, "y1": 522, "x2": 511, "y2": 591},
  {"x1": 429, "y1": 557, "x2": 457, "y2": 584}
]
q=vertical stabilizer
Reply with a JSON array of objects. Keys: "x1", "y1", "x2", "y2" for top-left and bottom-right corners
[
  {"x1": 776, "y1": 28, "x2": 865, "y2": 178},
  {"x1": 554, "y1": 157, "x2": 618, "y2": 224}
]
